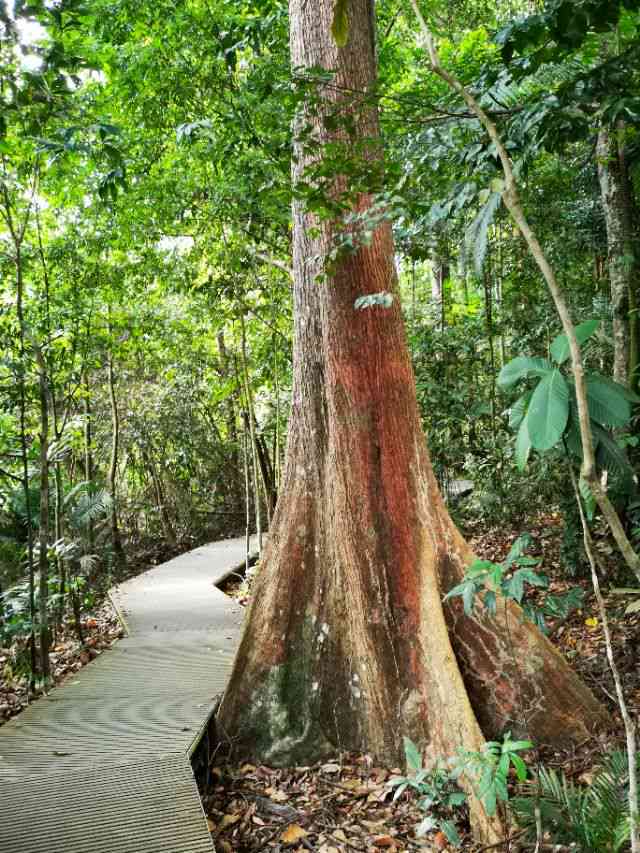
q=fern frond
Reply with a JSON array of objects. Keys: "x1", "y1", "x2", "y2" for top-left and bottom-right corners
[
  {"x1": 68, "y1": 489, "x2": 113, "y2": 531},
  {"x1": 465, "y1": 191, "x2": 502, "y2": 277},
  {"x1": 511, "y1": 751, "x2": 637, "y2": 853}
]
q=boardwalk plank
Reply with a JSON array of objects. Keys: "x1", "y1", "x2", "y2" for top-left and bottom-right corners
[{"x1": 0, "y1": 537, "x2": 251, "y2": 852}]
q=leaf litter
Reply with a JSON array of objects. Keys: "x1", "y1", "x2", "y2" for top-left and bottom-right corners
[{"x1": 209, "y1": 514, "x2": 640, "y2": 850}]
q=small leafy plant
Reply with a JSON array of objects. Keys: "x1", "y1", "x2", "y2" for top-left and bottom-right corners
[
  {"x1": 453, "y1": 732, "x2": 532, "y2": 817},
  {"x1": 388, "y1": 737, "x2": 466, "y2": 846},
  {"x1": 444, "y1": 533, "x2": 584, "y2": 633}
]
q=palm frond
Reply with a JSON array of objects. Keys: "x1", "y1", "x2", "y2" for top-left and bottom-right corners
[
  {"x1": 66, "y1": 488, "x2": 113, "y2": 531},
  {"x1": 511, "y1": 751, "x2": 636, "y2": 853}
]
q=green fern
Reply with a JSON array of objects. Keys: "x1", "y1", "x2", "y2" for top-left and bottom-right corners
[
  {"x1": 465, "y1": 190, "x2": 502, "y2": 276},
  {"x1": 511, "y1": 751, "x2": 633, "y2": 852},
  {"x1": 63, "y1": 483, "x2": 113, "y2": 531}
]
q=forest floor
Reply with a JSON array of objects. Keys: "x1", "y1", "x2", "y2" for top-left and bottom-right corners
[{"x1": 210, "y1": 512, "x2": 639, "y2": 852}]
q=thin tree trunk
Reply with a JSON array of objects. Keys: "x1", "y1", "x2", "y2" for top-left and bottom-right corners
[
  {"x1": 243, "y1": 413, "x2": 252, "y2": 574},
  {"x1": 37, "y1": 359, "x2": 51, "y2": 681},
  {"x1": 240, "y1": 316, "x2": 263, "y2": 548},
  {"x1": 597, "y1": 126, "x2": 633, "y2": 387},
  {"x1": 217, "y1": 4, "x2": 606, "y2": 844},
  {"x1": 54, "y1": 460, "x2": 65, "y2": 631},
  {"x1": 106, "y1": 343, "x2": 125, "y2": 566},
  {"x1": 82, "y1": 369, "x2": 95, "y2": 553},
  {"x1": 217, "y1": 330, "x2": 243, "y2": 507},
  {"x1": 143, "y1": 448, "x2": 177, "y2": 548},
  {"x1": 3, "y1": 188, "x2": 39, "y2": 678},
  {"x1": 273, "y1": 332, "x2": 282, "y2": 491},
  {"x1": 15, "y1": 245, "x2": 38, "y2": 679}
]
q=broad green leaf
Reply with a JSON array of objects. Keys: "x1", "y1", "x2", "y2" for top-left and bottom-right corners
[
  {"x1": 505, "y1": 739, "x2": 534, "y2": 751},
  {"x1": 510, "y1": 753, "x2": 528, "y2": 781},
  {"x1": 441, "y1": 820, "x2": 461, "y2": 847},
  {"x1": 509, "y1": 392, "x2": 530, "y2": 430},
  {"x1": 505, "y1": 533, "x2": 534, "y2": 566},
  {"x1": 564, "y1": 412, "x2": 582, "y2": 458},
  {"x1": 586, "y1": 375, "x2": 632, "y2": 428},
  {"x1": 403, "y1": 736, "x2": 423, "y2": 772},
  {"x1": 526, "y1": 369, "x2": 569, "y2": 450},
  {"x1": 503, "y1": 568, "x2": 548, "y2": 603},
  {"x1": 550, "y1": 319, "x2": 599, "y2": 365},
  {"x1": 498, "y1": 356, "x2": 553, "y2": 388},
  {"x1": 331, "y1": 0, "x2": 349, "y2": 47}
]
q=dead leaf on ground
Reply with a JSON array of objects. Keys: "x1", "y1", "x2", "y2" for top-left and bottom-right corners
[{"x1": 281, "y1": 823, "x2": 308, "y2": 845}]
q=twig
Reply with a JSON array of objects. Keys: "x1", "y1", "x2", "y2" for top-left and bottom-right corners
[{"x1": 475, "y1": 829, "x2": 526, "y2": 851}]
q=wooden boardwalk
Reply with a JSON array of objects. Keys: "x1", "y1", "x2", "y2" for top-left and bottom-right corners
[{"x1": 0, "y1": 538, "x2": 249, "y2": 853}]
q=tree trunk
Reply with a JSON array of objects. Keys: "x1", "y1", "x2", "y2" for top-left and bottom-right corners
[
  {"x1": 597, "y1": 126, "x2": 633, "y2": 386},
  {"x1": 82, "y1": 369, "x2": 95, "y2": 552},
  {"x1": 218, "y1": 1, "x2": 606, "y2": 839},
  {"x1": 37, "y1": 360, "x2": 51, "y2": 681},
  {"x1": 216, "y1": 330, "x2": 243, "y2": 508},
  {"x1": 240, "y1": 316, "x2": 263, "y2": 549},
  {"x1": 106, "y1": 347, "x2": 126, "y2": 566}
]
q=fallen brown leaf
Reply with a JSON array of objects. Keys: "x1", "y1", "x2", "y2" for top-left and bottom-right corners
[{"x1": 281, "y1": 823, "x2": 308, "y2": 845}]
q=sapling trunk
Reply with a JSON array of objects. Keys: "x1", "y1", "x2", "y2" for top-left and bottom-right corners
[
  {"x1": 243, "y1": 412, "x2": 251, "y2": 574},
  {"x1": 567, "y1": 464, "x2": 638, "y2": 853},
  {"x1": 240, "y1": 316, "x2": 263, "y2": 550},
  {"x1": 37, "y1": 358, "x2": 51, "y2": 681},
  {"x1": 106, "y1": 343, "x2": 125, "y2": 567}
]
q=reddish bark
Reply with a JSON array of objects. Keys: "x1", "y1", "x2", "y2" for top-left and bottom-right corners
[{"x1": 217, "y1": 0, "x2": 606, "y2": 788}]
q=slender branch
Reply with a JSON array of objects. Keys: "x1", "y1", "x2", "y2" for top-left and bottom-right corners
[
  {"x1": 0, "y1": 466, "x2": 22, "y2": 483},
  {"x1": 251, "y1": 249, "x2": 294, "y2": 280},
  {"x1": 567, "y1": 463, "x2": 638, "y2": 853}
]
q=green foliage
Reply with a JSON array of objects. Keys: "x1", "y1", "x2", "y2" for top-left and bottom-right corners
[
  {"x1": 526, "y1": 369, "x2": 569, "y2": 451},
  {"x1": 550, "y1": 319, "x2": 600, "y2": 365},
  {"x1": 453, "y1": 732, "x2": 532, "y2": 817},
  {"x1": 511, "y1": 750, "x2": 636, "y2": 853},
  {"x1": 499, "y1": 324, "x2": 638, "y2": 482},
  {"x1": 444, "y1": 533, "x2": 584, "y2": 632},
  {"x1": 387, "y1": 737, "x2": 466, "y2": 847}
]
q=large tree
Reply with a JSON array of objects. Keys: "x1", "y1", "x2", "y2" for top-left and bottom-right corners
[{"x1": 217, "y1": 0, "x2": 606, "y2": 838}]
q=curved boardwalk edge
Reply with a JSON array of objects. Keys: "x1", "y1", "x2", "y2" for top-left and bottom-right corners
[{"x1": 0, "y1": 537, "x2": 250, "y2": 853}]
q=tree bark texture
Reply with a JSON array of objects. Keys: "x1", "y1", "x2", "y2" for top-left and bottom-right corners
[
  {"x1": 218, "y1": 0, "x2": 606, "y2": 803},
  {"x1": 107, "y1": 350, "x2": 126, "y2": 565},
  {"x1": 597, "y1": 126, "x2": 634, "y2": 387}
]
